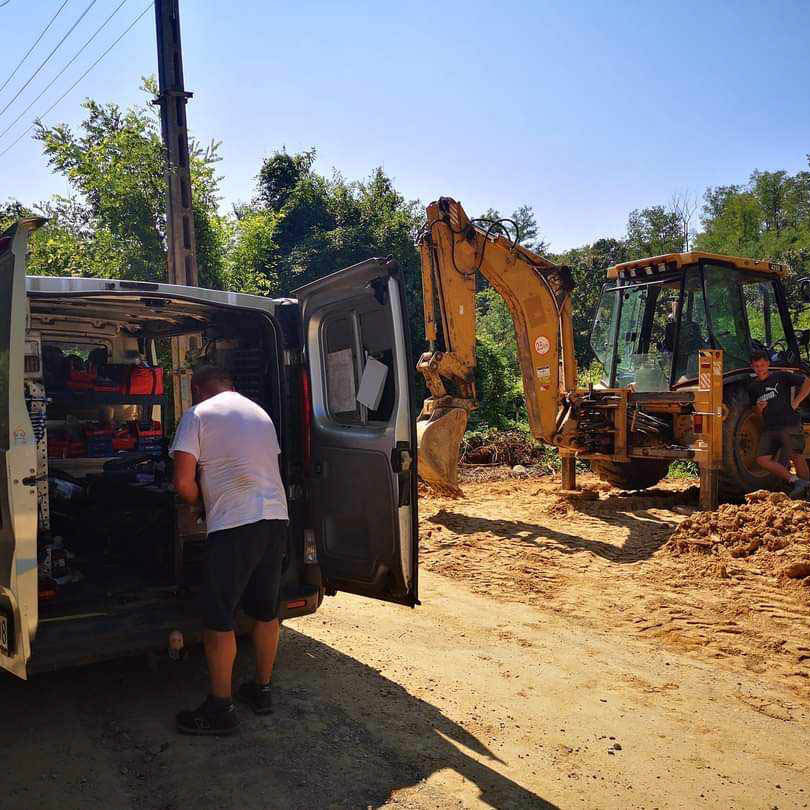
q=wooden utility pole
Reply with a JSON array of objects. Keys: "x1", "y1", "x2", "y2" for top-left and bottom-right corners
[{"x1": 154, "y1": 0, "x2": 197, "y2": 414}]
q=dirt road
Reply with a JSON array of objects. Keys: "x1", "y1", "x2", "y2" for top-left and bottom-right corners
[
  {"x1": 421, "y1": 474, "x2": 810, "y2": 698},
  {"x1": 1, "y1": 474, "x2": 808, "y2": 809}
]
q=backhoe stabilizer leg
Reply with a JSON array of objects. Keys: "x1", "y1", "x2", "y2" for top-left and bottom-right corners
[
  {"x1": 560, "y1": 453, "x2": 577, "y2": 492},
  {"x1": 699, "y1": 466, "x2": 720, "y2": 511}
]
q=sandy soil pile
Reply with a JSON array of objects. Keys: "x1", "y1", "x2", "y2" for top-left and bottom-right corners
[{"x1": 668, "y1": 490, "x2": 810, "y2": 582}]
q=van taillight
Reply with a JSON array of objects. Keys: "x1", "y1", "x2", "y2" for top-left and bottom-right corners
[
  {"x1": 303, "y1": 529, "x2": 318, "y2": 563},
  {"x1": 693, "y1": 414, "x2": 703, "y2": 434},
  {"x1": 299, "y1": 366, "x2": 312, "y2": 469}
]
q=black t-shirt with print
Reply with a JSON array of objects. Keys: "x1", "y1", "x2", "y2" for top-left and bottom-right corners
[{"x1": 747, "y1": 371, "x2": 805, "y2": 430}]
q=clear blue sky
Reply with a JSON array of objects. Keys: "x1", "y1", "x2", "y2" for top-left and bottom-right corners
[{"x1": 2, "y1": 0, "x2": 809, "y2": 250}]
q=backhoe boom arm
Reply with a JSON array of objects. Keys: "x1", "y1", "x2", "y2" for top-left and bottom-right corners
[{"x1": 416, "y1": 197, "x2": 576, "y2": 492}]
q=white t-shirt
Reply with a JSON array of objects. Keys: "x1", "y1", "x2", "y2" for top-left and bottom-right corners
[{"x1": 169, "y1": 391, "x2": 288, "y2": 533}]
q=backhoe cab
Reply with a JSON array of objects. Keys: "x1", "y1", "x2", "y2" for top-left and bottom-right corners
[
  {"x1": 592, "y1": 254, "x2": 798, "y2": 392},
  {"x1": 416, "y1": 196, "x2": 810, "y2": 508},
  {"x1": 582, "y1": 252, "x2": 807, "y2": 504}
]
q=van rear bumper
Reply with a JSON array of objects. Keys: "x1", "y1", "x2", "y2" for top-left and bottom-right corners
[
  {"x1": 277, "y1": 584, "x2": 322, "y2": 619},
  {"x1": 29, "y1": 585, "x2": 322, "y2": 675}
]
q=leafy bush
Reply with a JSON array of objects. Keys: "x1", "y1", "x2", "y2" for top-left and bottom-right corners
[{"x1": 668, "y1": 460, "x2": 699, "y2": 479}]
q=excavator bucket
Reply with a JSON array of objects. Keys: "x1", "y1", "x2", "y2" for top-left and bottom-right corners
[{"x1": 416, "y1": 404, "x2": 469, "y2": 496}]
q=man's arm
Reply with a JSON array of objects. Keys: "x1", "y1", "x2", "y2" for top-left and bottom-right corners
[
  {"x1": 791, "y1": 375, "x2": 810, "y2": 411},
  {"x1": 173, "y1": 450, "x2": 200, "y2": 504},
  {"x1": 169, "y1": 408, "x2": 201, "y2": 504}
]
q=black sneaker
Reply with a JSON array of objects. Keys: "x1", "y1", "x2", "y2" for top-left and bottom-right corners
[
  {"x1": 176, "y1": 696, "x2": 239, "y2": 736},
  {"x1": 236, "y1": 681, "x2": 273, "y2": 715}
]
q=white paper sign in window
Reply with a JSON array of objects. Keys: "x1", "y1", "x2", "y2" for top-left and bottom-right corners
[
  {"x1": 326, "y1": 348, "x2": 356, "y2": 413},
  {"x1": 356, "y1": 355, "x2": 389, "y2": 411}
]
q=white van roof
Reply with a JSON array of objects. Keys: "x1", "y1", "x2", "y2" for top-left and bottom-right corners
[{"x1": 26, "y1": 275, "x2": 295, "y2": 314}]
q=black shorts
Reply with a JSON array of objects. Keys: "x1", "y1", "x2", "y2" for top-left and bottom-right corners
[
  {"x1": 757, "y1": 428, "x2": 806, "y2": 459},
  {"x1": 202, "y1": 519, "x2": 287, "y2": 631}
]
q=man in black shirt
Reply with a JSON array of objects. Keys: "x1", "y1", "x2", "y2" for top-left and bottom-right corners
[{"x1": 749, "y1": 350, "x2": 810, "y2": 497}]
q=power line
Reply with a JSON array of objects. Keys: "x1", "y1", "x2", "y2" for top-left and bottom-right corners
[
  {"x1": 0, "y1": 0, "x2": 129, "y2": 143},
  {"x1": 0, "y1": 3, "x2": 154, "y2": 160},
  {"x1": 0, "y1": 0, "x2": 99, "y2": 119},
  {"x1": 0, "y1": 0, "x2": 71, "y2": 95}
]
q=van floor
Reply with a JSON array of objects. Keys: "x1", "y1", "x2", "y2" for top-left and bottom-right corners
[{"x1": 38, "y1": 553, "x2": 191, "y2": 621}]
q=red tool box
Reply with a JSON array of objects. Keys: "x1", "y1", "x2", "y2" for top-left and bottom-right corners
[
  {"x1": 112, "y1": 425, "x2": 136, "y2": 451},
  {"x1": 128, "y1": 367, "x2": 164, "y2": 395}
]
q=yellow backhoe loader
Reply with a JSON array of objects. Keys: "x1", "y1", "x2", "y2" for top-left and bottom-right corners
[{"x1": 416, "y1": 197, "x2": 810, "y2": 509}]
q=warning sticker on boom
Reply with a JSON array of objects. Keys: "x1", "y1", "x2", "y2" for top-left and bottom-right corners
[{"x1": 534, "y1": 336, "x2": 550, "y2": 355}]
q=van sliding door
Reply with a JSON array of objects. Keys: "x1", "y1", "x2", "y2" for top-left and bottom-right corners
[{"x1": 0, "y1": 220, "x2": 42, "y2": 679}]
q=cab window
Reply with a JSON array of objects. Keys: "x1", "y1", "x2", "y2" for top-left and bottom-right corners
[
  {"x1": 741, "y1": 278, "x2": 787, "y2": 352},
  {"x1": 590, "y1": 283, "x2": 616, "y2": 385},
  {"x1": 703, "y1": 264, "x2": 792, "y2": 371},
  {"x1": 673, "y1": 269, "x2": 710, "y2": 382},
  {"x1": 613, "y1": 280, "x2": 683, "y2": 392},
  {"x1": 703, "y1": 266, "x2": 751, "y2": 372}
]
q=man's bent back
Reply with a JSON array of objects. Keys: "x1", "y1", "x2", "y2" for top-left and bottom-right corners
[{"x1": 178, "y1": 390, "x2": 287, "y2": 533}]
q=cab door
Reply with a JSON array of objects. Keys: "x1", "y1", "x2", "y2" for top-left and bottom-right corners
[
  {"x1": 0, "y1": 220, "x2": 42, "y2": 679},
  {"x1": 294, "y1": 258, "x2": 418, "y2": 606}
]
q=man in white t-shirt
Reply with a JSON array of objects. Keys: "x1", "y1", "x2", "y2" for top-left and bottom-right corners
[{"x1": 170, "y1": 366, "x2": 288, "y2": 735}]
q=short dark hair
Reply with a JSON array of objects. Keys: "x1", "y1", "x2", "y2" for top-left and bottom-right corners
[
  {"x1": 191, "y1": 365, "x2": 233, "y2": 390},
  {"x1": 750, "y1": 350, "x2": 770, "y2": 364}
]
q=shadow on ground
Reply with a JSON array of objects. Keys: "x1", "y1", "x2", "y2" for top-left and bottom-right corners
[
  {"x1": 0, "y1": 626, "x2": 556, "y2": 810},
  {"x1": 427, "y1": 485, "x2": 695, "y2": 563}
]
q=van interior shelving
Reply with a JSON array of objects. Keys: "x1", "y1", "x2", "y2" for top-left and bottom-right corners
[{"x1": 26, "y1": 288, "x2": 285, "y2": 625}]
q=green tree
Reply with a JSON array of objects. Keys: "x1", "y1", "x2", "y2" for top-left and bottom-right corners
[
  {"x1": 0, "y1": 200, "x2": 33, "y2": 230},
  {"x1": 233, "y1": 149, "x2": 426, "y2": 353},
  {"x1": 472, "y1": 287, "x2": 526, "y2": 429},
  {"x1": 477, "y1": 205, "x2": 548, "y2": 254},
  {"x1": 625, "y1": 205, "x2": 683, "y2": 258},
  {"x1": 557, "y1": 237, "x2": 629, "y2": 367},
  {"x1": 697, "y1": 161, "x2": 810, "y2": 315},
  {"x1": 695, "y1": 189, "x2": 762, "y2": 257},
  {"x1": 31, "y1": 81, "x2": 228, "y2": 286}
]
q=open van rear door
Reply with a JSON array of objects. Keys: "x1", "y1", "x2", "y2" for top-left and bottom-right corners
[
  {"x1": 294, "y1": 259, "x2": 418, "y2": 606},
  {"x1": 0, "y1": 220, "x2": 42, "y2": 679}
]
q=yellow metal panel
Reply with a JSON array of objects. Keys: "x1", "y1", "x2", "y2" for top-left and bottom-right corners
[
  {"x1": 481, "y1": 257, "x2": 563, "y2": 441},
  {"x1": 606, "y1": 252, "x2": 787, "y2": 279},
  {"x1": 424, "y1": 201, "x2": 477, "y2": 372}
]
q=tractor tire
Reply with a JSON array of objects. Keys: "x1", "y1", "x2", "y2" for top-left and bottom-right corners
[
  {"x1": 719, "y1": 383, "x2": 781, "y2": 499},
  {"x1": 590, "y1": 458, "x2": 670, "y2": 491}
]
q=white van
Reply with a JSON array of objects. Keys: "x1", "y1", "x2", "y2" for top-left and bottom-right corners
[{"x1": 0, "y1": 219, "x2": 418, "y2": 679}]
